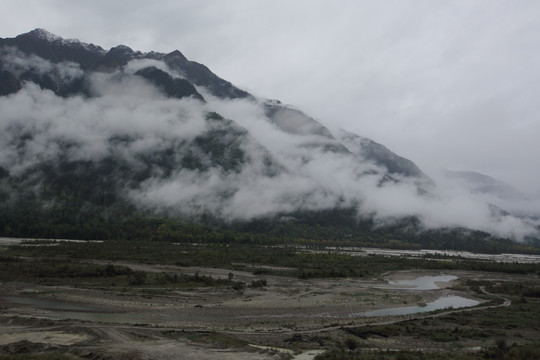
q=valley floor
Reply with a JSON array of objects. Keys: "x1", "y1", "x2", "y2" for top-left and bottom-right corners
[{"x1": 0, "y1": 241, "x2": 539, "y2": 359}]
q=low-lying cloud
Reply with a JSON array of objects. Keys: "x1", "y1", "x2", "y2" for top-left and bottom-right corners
[{"x1": 0, "y1": 55, "x2": 538, "y2": 241}]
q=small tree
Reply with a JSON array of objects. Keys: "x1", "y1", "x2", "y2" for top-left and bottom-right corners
[
  {"x1": 495, "y1": 338, "x2": 507, "y2": 352},
  {"x1": 231, "y1": 281, "x2": 245, "y2": 293},
  {"x1": 129, "y1": 271, "x2": 147, "y2": 285},
  {"x1": 344, "y1": 338, "x2": 358, "y2": 354},
  {"x1": 250, "y1": 279, "x2": 267, "y2": 288}
]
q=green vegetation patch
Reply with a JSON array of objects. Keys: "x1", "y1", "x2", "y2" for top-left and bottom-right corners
[
  {"x1": 315, "y1": 342, "x2": 540, "y2": 359},
  {"x1": 3, "y1": 241, "x2": 540, "y2": 281},
  {"x1": 0, "y1": 257, "x2": 134, "y2": 286}
]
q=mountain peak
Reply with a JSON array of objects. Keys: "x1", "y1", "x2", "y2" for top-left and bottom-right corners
[
  {"x1": 165, "y1": 50, "x2": 187, "y2": 61},
  {"x1": 110, "y1": 44, "x2": 133, "y2": 52},
  {"x1": 26, "y1": 28, "x2": 62, "y2": 42},
  {"x1": 17, "y1": 28, "x2": 106, "y2": 56}
]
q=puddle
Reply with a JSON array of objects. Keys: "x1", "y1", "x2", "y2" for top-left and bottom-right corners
[
  {"x1": 357, "y1": 295, "x2": 480, "y2": 317},
  {"x1": 386, "y1": 275, "x2": 458, "y2": 290}
]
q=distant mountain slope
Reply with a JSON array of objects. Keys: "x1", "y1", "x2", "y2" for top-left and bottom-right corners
[
  {"x1": 443, "y1": 170, "x2": 525, "y2": 200},
  {"x1": 0, "y1": 29, "x2": 538, "y2": 244},
  {"x1": 336, "y1": 129, "x2": 433, "y2": 186},
  {"x1": 0, "y1": 29, "x2": 427, "y2": 184},
  {"x1": 0, "y1": 28, "x2": 429, "y2": 183}
]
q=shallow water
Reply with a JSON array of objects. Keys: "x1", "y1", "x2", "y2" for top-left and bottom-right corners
[
  {"x1": 357, "y1": 295, "x2": 480, "y2": 317},
  {"x1": 2, "y1": 275, "x2": 476, "y2": 325},
  {"x1": 3, "y1": 294, "x2": 480, "y2": 324}
]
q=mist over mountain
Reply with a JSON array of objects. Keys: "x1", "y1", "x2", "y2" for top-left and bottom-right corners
[
  {"x1": 0, "y1": 29, "x2": 538, "y2": 243},
  {"x1": 440, "y1": 170, "x2": 539, "y2": 226},
  {"x1": 443, "y1": 170, "x2": 525, "y2": 201}
]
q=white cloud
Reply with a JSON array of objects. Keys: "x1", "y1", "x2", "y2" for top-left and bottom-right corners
[
  {"x1": 0, "y1": 68, "x2": 208, "y2": 174},
  {"x1": 2, "y1": 2, "x2": 540, "y2": 194},
  {"x1": 1, "y1": 11, "x2": 539, "y2": 241},
  {"x1": 124, "y1": 59, "x2": 175, "y2": 76}
]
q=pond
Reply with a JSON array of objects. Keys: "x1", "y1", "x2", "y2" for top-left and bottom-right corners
[
  {"x1": 1, "y1": 274, "x2": 478, "y2": 325},
  {"x1": 357, "y1": 295, "x2": 480, "y2": 317}
]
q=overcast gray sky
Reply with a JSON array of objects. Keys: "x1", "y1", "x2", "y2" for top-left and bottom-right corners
[{"x1": 2, "y1": 0, "x2": 540, "y2": 194}]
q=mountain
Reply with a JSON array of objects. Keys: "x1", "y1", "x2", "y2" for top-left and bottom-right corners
[
  {"x1": 336, "y1": 129, "x2": 433, "y2": 189},
  {"x1": 442, "y1": 170, "x2": 539, "y2": 232},
  {"x1": 443, "y1": 170, "x2": 526, "y2": 201},
  {"x1": 0, "y1": 29, "x2": 538, "y2": 247},
  {"x1": 0, "y1": 28, "x2": 429, "y2": 184},
  {"x1": 0, "y1": 29, "x2": 250, "y2": 99}
]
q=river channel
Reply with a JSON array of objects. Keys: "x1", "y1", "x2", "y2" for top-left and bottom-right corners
[
  {"x1": 2, "y1": 274, "x2": 480, "y2": 324},
  {"x1": 358, "y1": 295, "x2": 479, "y2": 317}
]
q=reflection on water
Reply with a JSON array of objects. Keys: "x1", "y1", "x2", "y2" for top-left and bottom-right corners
[
  {"x1": 387, "y1": 275, "x2": 458, "y2": 290},
  {"x1": 3, "y1": 279, "x2": 479, "y2": 325},
  {"x1": 49, "y1": 295, "x2": 480, "y2": 323},
  {"x1": 358, "y1": 295, "x2": 480, "y2": 317}
]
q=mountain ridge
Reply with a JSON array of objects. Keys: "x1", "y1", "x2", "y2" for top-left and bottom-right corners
[
  {"x1": 0, "y1": 28, "x2": 429, "y2": 182},
  {"x1": 0, "y1": 29, "x2": 538, "y2": 246}
]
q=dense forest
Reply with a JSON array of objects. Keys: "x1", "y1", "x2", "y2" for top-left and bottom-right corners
[{"x1": 0, "y1": 197, "x2": 537, "y2": 255}]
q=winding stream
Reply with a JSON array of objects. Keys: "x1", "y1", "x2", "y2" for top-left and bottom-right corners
[
  {"x1": 361, "y1": 274, "x2": 479, "y2": 317},
  {"x1": 2, "y1": 274, "x2": 480, "y2": 324},
  {"x1": 357, "y1": 295, "x2": 479, "y2": 317}
]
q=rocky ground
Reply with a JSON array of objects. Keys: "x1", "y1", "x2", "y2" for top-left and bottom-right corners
[{"x1": 0, "y1": 262, "x2": 506, "y2": 360}]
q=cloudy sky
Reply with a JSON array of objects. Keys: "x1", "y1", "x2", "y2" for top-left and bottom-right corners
[{"x1": 2, "y1": 0, "x2": 540, "y2": 194}]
